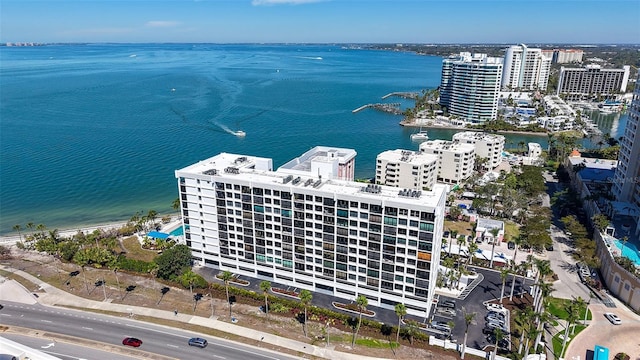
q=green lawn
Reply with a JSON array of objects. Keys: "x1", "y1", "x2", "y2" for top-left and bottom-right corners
[
  {"x1": 121, "y1": 236, "x2": 158, "y2": 262},
  {"x1": 552, "y1": 324, "x2": 586, "y2": 358},
  {"x1": 547, "y1": 297, "x2": 591, "y2": 321}
]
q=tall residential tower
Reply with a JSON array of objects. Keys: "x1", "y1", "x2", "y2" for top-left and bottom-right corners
[
  {"x1": 501, "y1": 44, "x2": 553, "y2": 91},
  {"x1": 175, "y1": 147, "x2": 448, "y2": 318},
  {"x1": 439, "y1": 52, "x2": 503, "y2": 123}
]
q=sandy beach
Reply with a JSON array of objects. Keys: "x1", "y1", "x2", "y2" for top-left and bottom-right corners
[{"x1": 0, "y1": 215, "x2": 182, "y2": 245}]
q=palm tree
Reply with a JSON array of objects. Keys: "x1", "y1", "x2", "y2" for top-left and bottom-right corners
[
  {"x1": 461, "y1": 310, "x2": 476, "y2": 359},
  {"x1": 107, "y1": 256, "x2": 121, "y2": 298},
  {"x1": 182, "y1": 269, "x2": 198, "y2": 294},
  {"x1": 468, "y1": 241, "x2": 478, "y2": 266},
  {"x1": 172, "y1": 198, "x2": 181, "y2": 212},
  {"x1": 394, "y1": 303, "x2": 407, "y2": 344},
  {"x1": 492, "y1": 328, "x2": 505, "y2": 360},
  {"x1": 259, "y1": 280, "x2": 271, "y2": 318},
  {"x1": 352, "y1": 295, "x2": 368, "y2": 347},
  {"x1": 220, "y1": 271, "x2": 234, "y2": 317},
  {"x1": 12, "y1": 224, "x2": 22, "y2": 242},
  {"x1": 488, "y1": 228, "x2": 500, "y2": 268},
  {"x1": 299, "y1": 289, "x2": 312, "y2": 337},
  {"x1": 72, "y1": 249, "x2": 90, "y2": 294},
  {"x1": 515, "y1": 307, "x2": 535, "y2": 355},
  {"x1": 499, "y1": 268, "x2": 510, "y2": 304},
  {"x1": 147, "y1": 209, "x2": 158, "y2": 231},
  {"x1": 509, "y1": 236, "x2": 523, "y2": 301},
  {"x1": 560, "y1": 302, "x2": 580, "y2": 358}
]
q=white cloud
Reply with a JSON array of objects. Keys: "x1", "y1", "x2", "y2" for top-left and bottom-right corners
[
  {"x1": 251, "y1": 0, "x2": 325, "y2": 5},
  {"x1": 145, "y1": 21, "x2": 181, "y2": 28}
]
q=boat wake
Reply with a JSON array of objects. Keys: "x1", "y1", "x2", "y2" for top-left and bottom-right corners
[
  {"x1": 295, "y1": 56, "x2": 323, "y2": 60},
  {"x1": 214, "y1": 122, "x2": 246, "y2": 138}
]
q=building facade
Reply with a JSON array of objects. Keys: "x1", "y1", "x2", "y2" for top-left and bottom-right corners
[
  {"x1": 452, "y1": 131, "x2": 505, "y2": 170},
  {"x1": 554, "y1": 49, "x2": 584, "y2": 64},
  {"x1": 375, "y1": 150, "x2": 438, "y2": 190},
  {"x1": 439, "y1": 52, "x2": 503, "y2": 123},
  {"x1": 419, "y1": 140, "x2": 476, "y2": 184},
  {"x1": 557, "y1": 65, "x2": 631, "y2": 99},
  {"x1": 175, "y1": 148, "x2": 448, "y2": 318},
  {"x1": 612, "y1": 74, "x2": 640, "y2": 214},
  {"x1": 501, "y1": 44, "x2": 552, "y2": 91}
]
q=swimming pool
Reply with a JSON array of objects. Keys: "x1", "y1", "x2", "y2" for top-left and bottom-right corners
[
  {"x1": 169, "y1": 226, "x2": 184, "y2": 236},
  {"x1": 614, "y1": 239, "x2": 640, "y2": 266}
]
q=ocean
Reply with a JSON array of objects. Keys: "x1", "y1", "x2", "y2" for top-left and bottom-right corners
[{"x1": 0, "y1": 44, "x2": 627, "y2": 234}]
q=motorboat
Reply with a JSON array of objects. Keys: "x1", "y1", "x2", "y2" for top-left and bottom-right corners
[
  {"x1": 234, "y1": 130, "x2": 246, "y2": 137},
  {"x1": 410, "y1": 129, "x2": 429, "y2": 141}
]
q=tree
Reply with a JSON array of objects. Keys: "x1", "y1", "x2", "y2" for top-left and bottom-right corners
[
  {"x1": 155, "y1": 244, "x2": 192, "y2": 280},
  {"x1": 492, "y1": 328, "x2": 505, "y2": 360},
  {"x1": 591, "y1": 213, "x2": 610, "y2": 232},
  {"x1": 147, "y1": 209, "x2": 158, "y2": 231},
  {"x1": 509, "y1": 237, "x2": 523, "y2": 300},
  {"x1": 499, "y1": 268, "x2": 510, "y2": 304},
  {"x1": 72, "y1": 249, "x2": 92, "y2": 294},
  {"x1": 352, "y1": 295, "x2": 368, "y2": 347},
  {"x1": 394, "y1": 303, "x2": 407, "y2": 344},
  {"x1": 220, "y1": 270, "x2": 234, "y2": 317},
  {"x1": 172, "y1": 198, "x2": 181, "y2": 212},
  {"x1": 12, "y1": 224, "x2": 22, "y2": 242},
  {"x1": 181, "y1": 269, "x2": 198, "y2": 293},
  {"x1": 468, "y1": 241, "x2": 478, "y2": 266},
  {"x1": 560, "y1": 301, "x2": 580, "y2": 358},
  {"x1": 298, "y1": 289, "x2": 314, "y2": 337},
  {"x1": 260, "y1": 280, "x2": 271, "y2": 319},
  {"x1": 461, "y1": 310, "x2": 476, "y2": 359},
  {"x1": 489, "y1": 228, "x2": 500, "y2": 268},
  {"x1": 107, "y1": 256, "x2": 121, "y2": 298}
]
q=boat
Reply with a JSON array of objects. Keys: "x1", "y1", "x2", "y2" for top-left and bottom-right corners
[
  {"x1": 234, "y1": 130, "x2": 246, "y2": 137},
  {"x1": 410, "y1": 129, "x2": 429, "y2": 141}
]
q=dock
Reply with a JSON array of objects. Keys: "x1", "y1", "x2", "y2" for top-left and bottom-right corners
[
  {"x1": 352, "y1": 103, "x2": 402, "y2": 115},
  {"x1": 381, "y1": 92, "x2": 419, "y2": 100}
]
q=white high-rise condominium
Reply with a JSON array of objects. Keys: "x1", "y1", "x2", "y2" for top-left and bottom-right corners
[
  {"x1": 557, "y1": 65, "x2": 631, "y2": 99},
  {"x1": 612, "y1": 73, "x2": 640, "y2": 213},
  {"x1": 175, "y1": 146, "x2": 448, "y2": 318},
  {"x1": 439, "y1": 52, "x2": 503, "y2": 123},
  {"x1": 501, "y1": 44, "x2": 553, "y2": 91}
]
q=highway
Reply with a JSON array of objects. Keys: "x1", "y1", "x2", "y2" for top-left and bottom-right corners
[{"x1": 0, "y1": 301, "x2": 299, "y2": 360}]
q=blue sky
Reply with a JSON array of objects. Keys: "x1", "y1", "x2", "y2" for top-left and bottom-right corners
[{"x1": 1, "y1": 0, "x2": 639, "y2": 44}]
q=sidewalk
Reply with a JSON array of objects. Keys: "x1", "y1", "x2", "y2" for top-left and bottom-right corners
[{"x1": 0, "y1": 265, "x2": 388, "y2": 360}]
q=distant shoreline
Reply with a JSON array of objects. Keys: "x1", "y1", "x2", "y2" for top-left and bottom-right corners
[{"x1": 400, "y1": 119, "x2": 552, "y2": 137}]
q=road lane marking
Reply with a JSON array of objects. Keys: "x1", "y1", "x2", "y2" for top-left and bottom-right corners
[
  {"x1": 41, "y1": 319, "x2": 52, "y2": 323},
  {"x1": 126, "y1": 323, "x2": 190, "y2": 339},
  {"x1": 213, "y1": 342, "x2": 281, "y2": 360},
  {"x1": 167, "y1": 344, "x2": 179, "y2": 348},
  {"x1": 81, "y1": 327, "x2": 93, "y2": 330}
]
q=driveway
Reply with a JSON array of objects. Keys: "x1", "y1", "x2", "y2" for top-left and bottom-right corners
[{"x1": 564, "y1": 301, "x2": 640, "y2": 360}]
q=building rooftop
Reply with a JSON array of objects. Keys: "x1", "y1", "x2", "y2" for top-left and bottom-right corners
[
  {"x1": 377, "y1": 149, "x2": 438, "y2": 165},
  {"x1": 453, "y1": 131, "x2": 505, "y2": 143},
  {"x1": 419, "y1": 140, "x2": 476, "y2": 153},
  {"x1": 176, "y1": 151, "x2": 448, "y2": 209},
  {"x1": 567, "y1": 156, "x2": 617, "y2": 171},
  {"x1": 476, "y1": 217, "x2": 505, "y2": 231}
]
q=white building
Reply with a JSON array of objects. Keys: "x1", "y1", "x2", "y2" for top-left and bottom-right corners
[
  {"x1": 522, "y1": 143, "x2": 544, "y2": 166},
  {"x1": 440, "y1": 52, "x2": 503, "y2": 123},
  {"x1": 452, "y1": 131, "x2": 505, "y2": 170},
  {"x1": 554, "y1": 49, "x2": 584, "y2": 64},
  {"x1": 419, "y1": 140, "x2": 476, "y2": 184},
  {"x1": 537, "y1": 116, "x2": 574, "y2": 132},
  {"x1": 543, "y1": 95, "x2": 576, "y2": 117},
  {"x1": 375, "y1": 149, "x2": 438, "y2": 190},
  {"x1": 557, "y1": 65, "x2": 631, "y2": 99},
  {"x1": 277, "y1": 146, "x2": 357, "y2": 181},
  {"x1": 612, "y1": 73, "x2": 640, "y2": 233},
  {"x1": 502, "y1": 44, "x2": 553, "y2": 91},
  {"x1": 175, "y1": 147, "x2": 448, "y2": 319}
]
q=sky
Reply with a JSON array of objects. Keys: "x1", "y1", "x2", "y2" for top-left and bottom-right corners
[{"x1": 1, "y1": 0, "x2": 639, "y2": 44}]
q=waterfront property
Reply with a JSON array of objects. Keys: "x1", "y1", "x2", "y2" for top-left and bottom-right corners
[
  {"x1": 375, "y1": 149, "x2": 438, "y2": 190},
  {"x1": 501, "y1": 44, "x2": 552, "y2": 91},
  {"x1": 419, "y1": 140, "x2": 476, "y2": 184},
  {"x1": 439, "y1": 52, "x2": 503, "y2": 123},
  {"x1": 175, "y1": 146, "x2": 448, "y2": 319},
  {"x1": 557, "y1": 64, "x2": 631, "y2": 100},
  {"x1": 451, "y1": 131, "x2": 505, "y2": 170}
]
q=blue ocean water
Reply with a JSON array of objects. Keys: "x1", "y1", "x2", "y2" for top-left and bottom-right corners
[{"x1": 0, "y1": 44, "x2": 627, "y2": 234}]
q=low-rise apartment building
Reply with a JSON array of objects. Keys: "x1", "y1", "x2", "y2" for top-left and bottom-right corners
[
  {"x1": 452, "y1": 131, "x2": 505, "y2": 170},
  {"x1": 375, "y1": 149, "x2": 438, "y2": 190},
  {"x1": 419, "y1": 140, "x2": 476, "y2": 184}
]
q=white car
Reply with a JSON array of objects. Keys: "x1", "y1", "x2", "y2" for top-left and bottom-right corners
[
  {"x1": 604, "y1": 312, "x2": 622, "y2": 325},
  {"x1": 486, "y1": 303, "x2": 506, "y2": 313}
]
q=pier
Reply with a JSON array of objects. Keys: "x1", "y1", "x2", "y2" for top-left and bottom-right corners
[
  {"x1": 381, "y1": 92, "x2": 419, "y2": 100},
  {"x1": 352, "y1": 103, "x2": 402, "y2": 115}
]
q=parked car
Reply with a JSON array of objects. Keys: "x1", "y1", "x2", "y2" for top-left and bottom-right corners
[
  {"x1": 188, "y1": 337, "x2": 208, "y2": 348},
  {"x1": 122, "y1": 337, "x2": 142, "y2": 347},
  {"x1": 485, "y1": 321, "x2": 507, "y2": 332},
  {"x1": 486, "y1": 303, "x2": 506, "y2": 313},
  {"x1": 439, "y1": 300, "x2": 456, "y2": 309},
  {"x1": 486, "y1": 333, "x2": 510, "y2": 349},
  {"x1": 431, "y1": 321, "x2": 451, "y2": 333},
  {"x1": 507, "y1": 241, "x2": 515, "y2": 250},
  {"x1": 486, "y1": 312, "x2": 506, "y2": 323},
  {"x1": 604, "y1": 312, "x2": 622, "y2": 325},
  {"x1": 486, "y1": 316, "x2": 506, "y2": 326}
]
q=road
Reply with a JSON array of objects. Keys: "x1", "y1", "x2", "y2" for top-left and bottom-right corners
[
  {"x1": 0, "y1": 301, "x2": 298, "y2": 360},
  {"x1": 1, "y1": 333, "x2": 139, "y2": 360}
]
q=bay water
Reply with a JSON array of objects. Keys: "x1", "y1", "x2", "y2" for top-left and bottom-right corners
[{"x1": 0, "y1": 44, "x2": 626, "y2": 234}]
